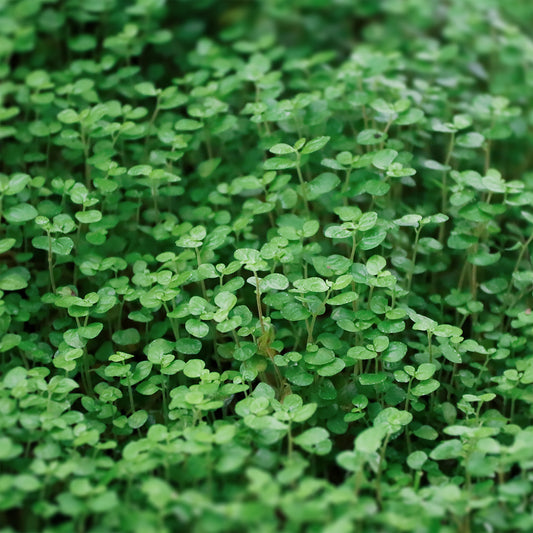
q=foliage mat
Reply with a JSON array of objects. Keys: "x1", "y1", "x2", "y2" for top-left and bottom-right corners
[{"x1": 2, "y1": 1, "x2": 533, "y2": 532}]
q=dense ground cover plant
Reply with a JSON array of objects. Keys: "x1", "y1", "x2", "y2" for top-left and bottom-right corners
[{"x1": 2, "y1": 0, "x2": 533, "y2": 531}]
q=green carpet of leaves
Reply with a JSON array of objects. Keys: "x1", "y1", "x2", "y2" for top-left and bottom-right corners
[{"x1": 2, "y1": 1, "x2": 533, "y2": 531}]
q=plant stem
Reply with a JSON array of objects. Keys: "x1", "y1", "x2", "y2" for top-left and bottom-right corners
[
  {"x1": 47, "y1": 231, "x2": 56, "y2": 293},
  {"x1": 439, "y1": 132, "x2": 455, "y2": 244},
  {"x1": 295, "y1": 155, "x2": 310, "y2": 215},
  {"x1": 406, "y1": 226, "x2": 421, "y2": 292},
  {"x1": 350, "y1": 232, "x2": 358, "y2": 262},
  {"x1": 195, "y1": 248, "x2": 208, "y2": 299},
  {"x1": 287, "y1": 422, "x2": 293, "y2": 459},
  {"x1": 376, "y1": 433, "x2": 390, "y2": 509},
  {"x1": 254, "y1": 270, "x2": 265, "y2": 334}
]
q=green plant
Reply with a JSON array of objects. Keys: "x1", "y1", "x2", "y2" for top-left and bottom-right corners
[{"x1": 2, "y1": 1, "x2": 533, "y2": 532}]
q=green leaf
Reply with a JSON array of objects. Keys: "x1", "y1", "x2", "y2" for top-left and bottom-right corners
[
  {"x1": 0, "y1": 238, "x2": 16, "y2": 254},
  {"x1": 456, "y1": 132, "x2": 484, "y2": 148},
  {"x1": 301, "y1": 136, "x2": 330, "y2": 154},
  {"x1": 3, "y1": 366, "x2": 27, "y2": 388},
  {"x1": 122, "y1": 361, "x2": 153, "y2": 386},
  {"x1": 359, "y1": 372, "x2": 388, "y2": 385},
  {"x1": 32, "y1": 236, "x2": 74, "y2": 256},
  {"x1": 264, "y1": 157, "x2": 297, "y2": 170},
  {"x1": 327, "y1": 291, "x2": 359, "y2": 305},
  {"x1": 430, "y1": 439, "x2": 463, "y2": 460},
  {"x1": 467, "y1": 249, "x2": 501, "y2": 266},
  {"x1": 57, "y1": 109, "x2": 79, "y2": 124},
  {"x1": 144, "y1": 338, "x2": 174, "y2": 363},
  {"x1": 357, "y1": 129, "x2": 387, "y2": 145},
  {"x1": 334, "y1": 206, "x2": 361, "y2": 222},
  {"x1": 414, "y1": 425, "x2": 439, "y2": 440},
  {"x1": 175, "y1": 338, "x2": 202, "y2": 355},
  {"x1": 175, "y1": 118, "x2": 203, "y2": 131},
  {"x1": 234, "y1": 248, "x2": 265, "y2": 270},
  {"x1": 375, "y1": 408, "x2": 413, "y2": 432},
  {"x1": 395, "y1": 214, "x2": 422, "y2": 227},
  {"x1": 134, "y1": 82, "x2": 158, "y2": 97},
  {"x1": 411, "y1": 379, "x2": 440, "y2": 397},
  {"x1": 128, "y1": 165, "x2": 152, "y2": 176},
  {"x1": 6, "y1": 174, "x2": 31, "y2": 195},
  {"x1": 75, "y1": 210, "x2": 102, "y2": 224},
  {"x1": 0, "y1": 267, "x2": 30, "y2": 290},
  {"x1": 112, "y1": 329, "x2": 141, "y2": 346},
  {"x1": 355, "y1": 426, "x2": 387, "y2": 454},
  {"x1": 304, "y1": 348, "x2": 335, "y2": 366},
  {"x1": 307, "y1": 172, "x2": 340, "y2": 200},
  {"x1": 0, "y1": 333, "x2": 21, "y2": 352},
  {"x1": 440, "y1": 341, "x2": 462, "y2": 364},
  {"x1": 407, "y1": 450, "x2": 428, "y2": 470},
  {"x1": 366, "y1": 255, "x2": 386, "y2": 276},
  {"x1": 324, "y1": 225, "x2": 352, "y2": 239},
  {"x1": 78, "y1": 322, "x2": 104, "y2": 339},
  {"x1": 347, "y1": 346, "x2": 376, "y2": 361},
  {"x1": 317, "y1": 358, "x2": 346, "y2": 377},
  {"x1": 293, "y1": 427, "x2": 331, "y2": 454},
  {"x1": 434, "y1": 324, "x2": 463, "y2": 338},
  {"x1": 263, "y1": 273, "x2": 289, "y2": 291},
  {"x1": 396, "y1": 108, "x2": 424, "y2": 125},
  {"x1": 0, "y1": 436, "x2": 23, "y2": 461},
  {"x1": 293, "y1": 277, "x2": 329, "y2": 293},
  {"x1": 372, "y1": 149, "x2": 398, "y2": 169},
  {"x1": 269, "y1": 143, "x2": 295, "y2": 155},
  {"x1": 285, "y1": 365, "x2": 313, "y2": 386},
  {"x1": 185, "y1": 319, "x2": 210, "y2": 338},
  {"x1": 4, "y1": 203, "x2": 38, "y2": 223},
  {"x1": 414, "y1": 363, "x2": 436, "y2": 381},
  {"x1": 409, "y1": 312, "x2": 437, "y2": 332},
  {"x1": 215, "y1": 291, "x2": 237, "y2": 310},
  {"x1": 359, "y1": 228, "x2": 387, "y2": 250},
  {"x1": 128, "y1": 410, "x2": 148, "y2": 429},
  {"x1": 322, "y1": 158, "x2": 345, "y2": 171},
  {"x1": 291, "y1": 403, "x2": 317, "y2": 423},
  {"x1": 280, "y1": 302, "x2": 311, "y2": 321},
  {"x1": 198, "y1": 158, "x2": 221, "y2": 178},
  {"x1": 357, "y1": 212, "x2": 378, "y2": 231},
  {"x1": 183, "y1": 359, "x2": 206, "y2": 378},
  {"x1": 233, "y1": 343, "x2": 257, "y2": 362}
]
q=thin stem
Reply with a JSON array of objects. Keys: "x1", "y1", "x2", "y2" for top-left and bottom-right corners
[
  {"x1": 287, "y1": 422, "x2": 293, "y2": 459},
  {"x1": 81, "y1": 127, "x2": 91, "y2": 187},
  {"x1": 406, "y1": 227, "x2": 421, "y2": 292},
  {"x1": 195, "y1": 248, "x2": 208, "y2": 299},
  {"x1": 307, "y1": 288, "x2": 331, "y2": 345},
  {"x1": 254, "y1": 270, "x2": 265, "y2": 334},
  {"x1": 162, "y1": 302, "x2": 179, "y2": 341},
  {"x1": 342, "y1": 167, "x2": 353, "y2": 204},
  {"x1": 161, "y1": 378, "x2": 168, "y2": 424},
  {"x1": 439, "y1": 132, "x2": 455, "y2": 244},
  {"x1": 350, "y1": 232, "x2": 358, "y2": 262},
  {"x1": 512, "y1": 233, "x2": 533, "y2": 278},
  {"x1": 145, "y1": 98, "x2": 160, "y2": 147},
  {"x1": 47, "y1": 231, "x2": 56, "y2": 293},
  {"x1": 295, "y1": 155, "x2": 310, "y2": 215},
  {"x1": 484, "y1": 140, "x2": 491, "y2": 174},
  {"x1": 376, "y1": 433, "x2": 390, "y2": 509},
  {"x1": 404, "y1": 378, "x2": 413, "y2": 411},
  {"x1": 127, "y1": 381, "x2": 135, "y2": 415},
  {"x1": 307, "y1": 314, "x2": 318, "y2": 346}
]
